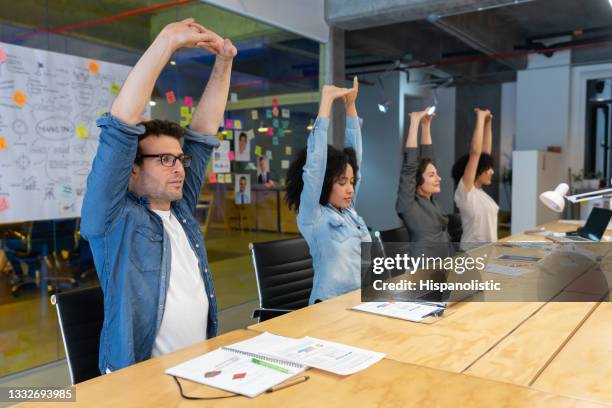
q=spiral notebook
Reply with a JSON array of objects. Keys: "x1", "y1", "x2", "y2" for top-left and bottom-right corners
[
  {"x1": 165, "y1": 334, "x2": 305, "y2": 398},
  {"x1": 166, "y1": 332, "x2": 385, "y2": 397}
]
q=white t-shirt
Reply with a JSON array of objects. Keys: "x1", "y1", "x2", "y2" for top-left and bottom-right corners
[
  {"x1": 454, "y1": 178, "x2": 499, "y2": 243},
  {"x1": 151, "y1": 209, "x2": 209, "y2": 357}
]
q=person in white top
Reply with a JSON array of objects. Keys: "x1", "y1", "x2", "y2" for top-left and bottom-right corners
[{"x1": 452, "y1": 108, "x2": 499, "y2": 243}]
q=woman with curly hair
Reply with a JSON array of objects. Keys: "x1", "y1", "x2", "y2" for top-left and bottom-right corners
[
  {"x1": 285, "y1": 77, "x2": 370, "y2": 304},
  {"x1": 452, "y1": 108, "x2": 498, "y2": 243}
]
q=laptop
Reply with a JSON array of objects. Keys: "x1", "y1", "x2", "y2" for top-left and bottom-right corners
[{"x1": 549, "y1": 207, "x2": 612, "y2": 242}]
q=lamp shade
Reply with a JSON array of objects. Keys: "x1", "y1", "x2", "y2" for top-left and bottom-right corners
[{"x1": 539, "y1": 183, "x2": 570, "y2": 212}]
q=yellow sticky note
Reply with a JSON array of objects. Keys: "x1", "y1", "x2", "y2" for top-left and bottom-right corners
[
  {"x1": 88, "y1": 60, "x2": 100, "y2": 75},
  {"x1": 285, "y1": 146, "x2": 292, "y2": 155},
  {"x1": 234, "y1": 119, "x2": 242, "y2": 130},
  {"x1": 76, "y1": 125, "x2": 88, "y2": 139},
  {"x1": 0, "y1": 136, "x2": 7, "y2": 150},
  {"x1": 226, "y1": 131, "x2": 233, "y2": 140},
  {"x1": 12, "y1": 90, "x2": 27, "y2": 107},
  {"x1": 110, "y1": 82, "x2": 120, "y2": 96},
  {"x1": 255, "y1": 145, "x2": 262, "y2": 156},
  {"x1": 180, "y1": 119, "x2": 189, "y2": 127},
  {"x1": 225, "y1": 174, "x2": 232, "y2": 183},
  {"x1": 180, "y1": 106, "x2": 190, "y2": 116}
]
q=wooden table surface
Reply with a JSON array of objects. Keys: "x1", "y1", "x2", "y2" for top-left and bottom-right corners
[
  {"x1": 14, "y1": 221, "x2": 612, "y2": 407},
  {"x1": 14, "y1": 329, "x2": 609, "y2": 408}
]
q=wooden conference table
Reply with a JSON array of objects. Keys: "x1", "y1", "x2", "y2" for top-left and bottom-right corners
[{"x1": 15, "y1": 221, "x2": 612, "y2": 407}]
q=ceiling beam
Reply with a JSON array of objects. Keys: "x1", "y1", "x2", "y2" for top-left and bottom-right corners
[{"x1": 428, "y1": 12, "x2": 527, "y2": 70}]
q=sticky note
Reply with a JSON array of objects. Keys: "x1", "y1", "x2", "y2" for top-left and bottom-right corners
[
  {"x1": 272, "y1": 119, "x2": 279, "y2": 128},
  {"x1": 230, "y1": 93, "x2": 238, "y2": 102},
  {"x1": 281, "y1": 160, "x2": 290, "y2": 169},
  {"x1": 88, "y1": 60, "x2": 100, "y2": 75},
  {"x1": 246, "y1": 129, "x2": 255, "y2": 141},
  {"x1": 255, "y1": 145, "x2": 262, "y2": 156},
  {"x1": 272, "y1": 106, "x2": 279, "y2": 117},
  {"x1": 110, "y1": 82, "x2": 120, "y2": 96},
  {"x1": 281, "y1": 108, "x2": 290, "y2": 118},
  {"x1": 0, "y1": 197, "x2": 9, "y2": 212},
  {"x1": 234, "y1": 120, "x2": 242, "y2": 130},
  {"x1": 285, "y1": 146, "x2": 292, "y2": 155},
  {"x1": 251, "y1": 110, "x2": 258, "y2": 120},
  {"x1": 265, "y1": 150, "x2": 272, "y2": 159},
  {"x1": 12, "y1": 90, "x2": 27, "y2": 107},
  {"x1": 165, "y1": 91, "x2": 176, "y2": 104},
  {"x1": 226, "y1": 131, "x2": 234, "y2": 140},
  {"x1": 0, "y1": 136, "x2": 7, "y2": 151},
  {"x1": 180, "y1": 106, "x2": 190, "y2": 116},
  {"x1": 225, "y1": 119, "x2": 233, "y2": 129},
  {"x1": 0, "y1": 48, "x2": 7, "y2": 64},
  {"x1": 225, "y1": 174, "x2": 232, "y2": 183},
  {"x1": 208, "y1": 173, "x2": 217, "y2": 183},
  {"x1": 272, "y1": 137, "x2": 279, "y2": 146},
  {"x1": 218, "y1": 132, "x2": 225, "y2": 140},
  {"x1": 76, "y1": 125, "x2": 88, "y2": 139},
  {"x1": 229, "y1": 151, "x2": 235, "y2": 161},
  {"x1": 266, "y1": 109, "x2": 272, "y2": 119},
  {"x1": 272, "y1": 97, "x2": 279, "y2": 106},
  {"x1": 184, "y1": 96, "x2": 193, "y2": 107},
  {"x1": 180, "y1": 119, "x2": 189, "y2": 127},
  {"x1": 282, "y1": 120, "x2": 289, "y2": 129},
  {"x1": 266, "y1": 128, "x2": 273, "y2": 136}
]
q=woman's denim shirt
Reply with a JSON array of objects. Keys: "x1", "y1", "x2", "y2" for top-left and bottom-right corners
[{"x1": 297, "y1": 116, "x2": 371, "y2": 304}]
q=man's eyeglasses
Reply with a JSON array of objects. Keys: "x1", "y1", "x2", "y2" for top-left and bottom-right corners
[{"x1": 137, "y1": 153, "x2": 192, "y2": 168}]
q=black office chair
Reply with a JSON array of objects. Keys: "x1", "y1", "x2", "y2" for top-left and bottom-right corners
[
  {"x1": 446, "y1": 213, "x2": 463, "y2": 243},
  {"x1": 4, "y1": 220, "x2": 79, "y2": 295},
  {"x1": 51, "y1": 286, "x2": 104, "y2": 384},
  {"x1": 249, "y1": 237, "x2": 313, "y2": 322},
  {"x1": 373, "y1": 226, "x2": 411, "y2": 277}
]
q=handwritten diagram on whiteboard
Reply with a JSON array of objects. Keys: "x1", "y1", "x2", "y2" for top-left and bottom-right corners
[{"x1": 0, "y1": 42, "x2": 144, "y2": 223}]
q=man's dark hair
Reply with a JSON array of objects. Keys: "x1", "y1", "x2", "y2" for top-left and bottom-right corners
[
  {"x1": 285, "y1": 145, "x2": 358, "y2": 212},
  {"x1": 134, "y1": 119, "x2": 184, "y2": 165},
  {"x1": 240, "y1": 176, "x2": 247, "y2": 182},
  {"x1": 239, "y1": 132, "x2": 247, "y2": 141},
  {"x1": 451, "y1": 153, "x2": 494, "y2": 186}
]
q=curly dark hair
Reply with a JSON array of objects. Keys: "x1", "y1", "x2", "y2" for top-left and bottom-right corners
[
  {"x1": 134, "y1": 119, "x2": 185, "y2": 165},
  {"x1": 285, "y1": 145, "x2": 358, "y2": 212},
  {"x1": 451, "y1": 153, "x2": 494, "y2": 186}
]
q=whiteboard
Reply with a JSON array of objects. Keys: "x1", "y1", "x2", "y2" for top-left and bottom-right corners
[{"x1": 0, "y1": 42, "x2": 146, "y2": 223}]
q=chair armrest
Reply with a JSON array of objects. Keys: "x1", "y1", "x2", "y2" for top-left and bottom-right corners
[{"x1": 252, "y1": 307, "x2": 294, "y2": 321}]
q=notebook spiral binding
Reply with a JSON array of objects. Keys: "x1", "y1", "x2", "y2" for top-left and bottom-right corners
[{"x1": 223, "y1": 347, "x2": 305, "y2": 369}]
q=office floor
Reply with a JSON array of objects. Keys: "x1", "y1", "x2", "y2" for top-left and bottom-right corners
[{"x1": 0, "y1": 227, "x2": 294, "y2": 379}]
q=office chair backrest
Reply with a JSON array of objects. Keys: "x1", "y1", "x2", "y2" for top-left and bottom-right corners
[
  {"x1": 51, "y1": 286, "x2": 104, "y2": 384},
  {"x1": 377, "y1": 226, "x2": 411, "y2": 243},
  {"x1": 446, "y1": 213, "x2": 463, "y2": 243},
  {"x1": 250, "y1": 237, "x2": 313, "y2": 311},
  {"x1": 374, "y1": 226, "x2": 411, "y2": 277}
]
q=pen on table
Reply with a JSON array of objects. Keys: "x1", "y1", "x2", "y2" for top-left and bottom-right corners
[
  {"x1": 251, "y1": 357, "x2": 290, "y2": 374},
  {"x1": 422, "y1": 308, "x2": 445, "y2": 318},
  {"x1": 266, "y1": 376, "x2": 310, "y2": 393}
]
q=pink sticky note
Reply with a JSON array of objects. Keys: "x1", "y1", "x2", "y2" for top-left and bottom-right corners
[
  {"x1": 165, "y1": 91, "x2": 176, "y2": 104},
  {"x1": 0, "y1": 48, "x2": 7, "y2": 64},
  {"x1": 208, "y1": 173, "x2": 217, "y2": 183},
  {"x1": 229, "y1": 151, "x2": 235, "y2": 161},
  {"x1": 184, "y1": 96, "x2": 193, "y2": 107},
  {"x1": 225, "y1": 119, "x2": 233, "y2": 129},
  {"x1": 266, "y1": 128, "x2": 273, "y2": 136},
  {"x1": 0, "y1": 197, "x2": 9, "y2": 212}
]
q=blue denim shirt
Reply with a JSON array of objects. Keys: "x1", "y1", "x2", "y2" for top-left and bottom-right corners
[
  {"x1": 81, "y1": 113, "x2": 219, "y2": 373},
  {"x1": 297, "y1": 117, "x2": 371, "y2": 304}
]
